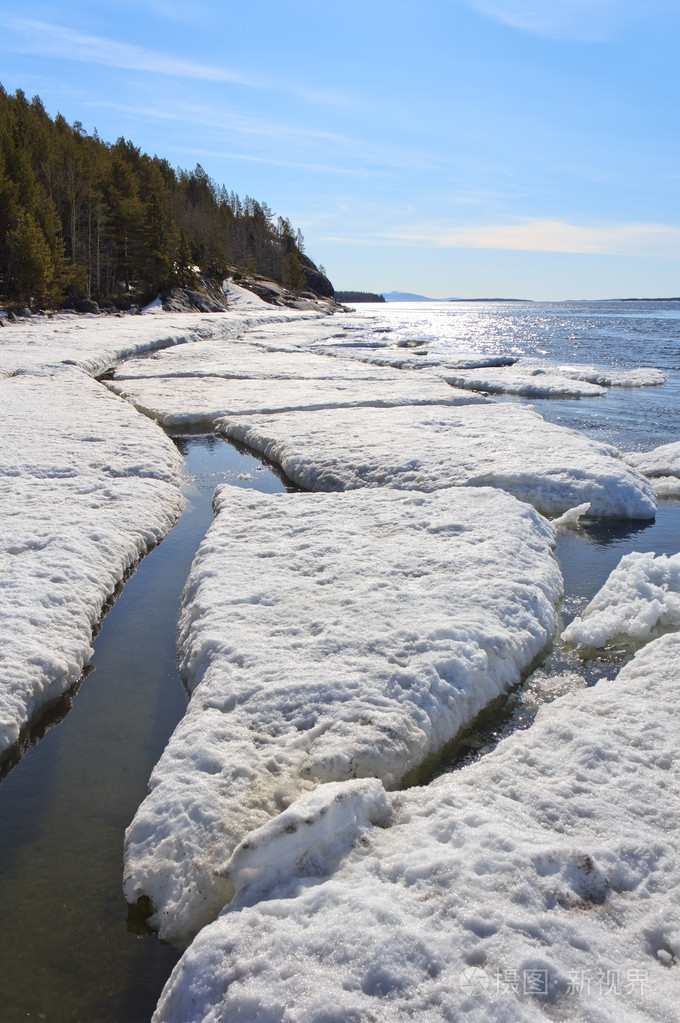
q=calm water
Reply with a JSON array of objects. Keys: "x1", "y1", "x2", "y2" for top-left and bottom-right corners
[
  {"x1": 347, "y1": 299, "x2": 680, "y2": 449},
  {"x1": 0, "y1": 436, "x2": 290, "y2": 1023},
  {"x1": 350, "y1": 301, "x2": 680, "y2": 776}
]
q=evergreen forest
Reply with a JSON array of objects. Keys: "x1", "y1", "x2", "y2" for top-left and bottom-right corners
[{"x1": 0, "y1": 86, "x2": 326, "y2": 309}]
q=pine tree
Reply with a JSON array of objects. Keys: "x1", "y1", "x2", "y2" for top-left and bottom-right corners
[{"x1": 7, "y1": 208, "x2": 57, "y2": 306}]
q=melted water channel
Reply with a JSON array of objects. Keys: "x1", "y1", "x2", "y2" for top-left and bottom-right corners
[{"x1": 0, "y1": 435, "x2": 290, "y2": 1023}]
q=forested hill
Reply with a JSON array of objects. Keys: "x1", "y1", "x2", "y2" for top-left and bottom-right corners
[{"x1": 0, "y1": 86, "x2": 333, "y2": 309}]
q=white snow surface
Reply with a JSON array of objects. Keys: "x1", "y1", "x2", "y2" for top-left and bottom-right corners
[
  {"x1": 0, "y1": 307, "x2": 323, "y2": 378},
  {"x1": 153, "y1": 632, "x2": 680, "y2": 1023},
  {"x1": 623, "y1": 441, "x2": 680, "y2": 479},
  {"x1": 551, "y1": 502, "x2": 591, "y2": 527},
  {"x1": 315, "y1": 345, "x2": 518, "y2": 372},
  {"x1": 0, "y1": 370, "x2": 185, "y2": 752},
  {"x1": 223, "y1": 278, "x2": 269, "y2": 309},
  {"x1": 106, "y1": 370, "x2": 485, "y2": 427},
  {"x1": 443, "y1": 367, "x2": 607, "y2": 398},
  {"x1": 555, "y1": 364, "x2": 667, "y2": 387},
  {"x1": 561, "y1": 551, "x2": 680, "y2": 649},
  {"x1": 218, "y1": 404, "x2": 656, "y2": 519},
  {"x1": 651, "y1": 476, "x2": 680, "y2": 498},
  {"x1": 0, "y1": 306, "x2": 321, "y2": 754},
  {"x1": 111, "y1": 340, "x2": 459, "y2": 382},
  {"x1": 123, "y1": 485, "x2": 562, "y2": 945}
]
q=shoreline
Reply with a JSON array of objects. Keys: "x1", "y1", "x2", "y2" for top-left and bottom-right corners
[{"x1": 1, "y1": 302, "x2": 679, "y2": 1021}]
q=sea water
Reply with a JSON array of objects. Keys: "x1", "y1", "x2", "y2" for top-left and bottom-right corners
[
  {"x1": 344, "y1": 300, "x2": 680, "y2": 773},
  {"x1": 343, "y1": 299, "x2": 680, "y2": 449}
]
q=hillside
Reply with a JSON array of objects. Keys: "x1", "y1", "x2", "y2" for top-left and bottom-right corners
[{"x1": 0, "y1": 86, "x2": 333, "y2": 310}]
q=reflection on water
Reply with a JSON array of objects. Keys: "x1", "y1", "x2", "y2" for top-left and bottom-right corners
[{"x1": 0, "y1": 436, "x2": 289, "y2": 1023}]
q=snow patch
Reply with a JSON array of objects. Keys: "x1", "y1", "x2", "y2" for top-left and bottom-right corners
[
  {"x1": 123, "y1": 485, "x2": 561, "y2": 944},
  {"x1": 562, "y1": 551, "x2": 680, "y2": 650},
  {"x1": 152, "y1": 633, "x2": 680, "y2": 1023},
  {"x1": 219, "y1": 779, "x2": 392, "y2": 906},
  {"x1": 218, "y1": 403, "x2": 656, "y2": 519},
  {"x1": 556, "y1": 364, "x2": 667, "y2": 388},
  {"x1": 623, "y1": 441, "x2": 680, "y2": 480},
  {"x1": 444, "y1": 367, "x2": 607, "y2": 398}
]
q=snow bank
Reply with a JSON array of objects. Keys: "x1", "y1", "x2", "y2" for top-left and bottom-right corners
[
  {"x1": 123, "y1": 485, "x2": 561, "y2": 944},
  {"x1": 316, "y1": 345, "x2": 518, "y2": 372},
  {"x1": 651, "y1": 476, "x2": 680, "y2": 498},
  {"x1": 112, "y1": 341, "x2": 448, "y2": 382},
  {"x1": 561, "y1": 551, "x2": 680, "y2": 650},
  {"x1": 153, "y1": 632, "x2": 680, "y2": 1023},
  {"x1": 220, "y1": 779, "x2": 392, "y2": 907},
  {"x1": 218, "y1": 404, "x2": 656, "y2": 519},
  {"x1": 106, "y1": 371, "x2": 486, "y2": 428},
  {"x1": 556, "y1": 364, "x2": 667, "y2": 387},
  {"x1": 0, "y1": 307, "x2": 324, "y2": 378},
  {"x1": 222, "y1": 278, "x2": 269, "y2": 309},
  {"x1": 0, "y1": 371, "x2": 184, "y2": 753},
  {"x1": 623, "y1": 441, "x2": 680, "y2": 480},
  {"x1": 443, "y1": 367, "x2": 607, "y2": 398}
]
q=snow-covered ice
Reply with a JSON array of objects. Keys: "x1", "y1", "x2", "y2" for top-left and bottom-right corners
[
  {"x1": 111, "y1": 341, "x2": 455, "y2": 382},
  {"x1": 1, "y1": 306, "x2": 322, "y2": 755},
  {"x1": 561, "y1": 551, "x2": 680, "y2": 650},
  {"x1": 218, "y1": 404, "x2": 656, "y2": 519},
  {"x1": 556, "y1": 364, "x2": 667, "y2": 387},
  {"x1": 316, "y1": 345, "x2": 518, "y2": 372},
  {"x1": 551, "y1": 502, "x2": 591, "y2": 528},
  {"x1": 123, "y1": 485, "x2": 562, "y2": 944},
  {"x1": 0, "y1": 370, "x2": 185, "y2": 752},
  {"x1": 106, "y1": 370, "x2": 486, "y2": 428},
  {"x1": 650, "y1": 476, "x2": 680, "y2": 498},
  {"x1": 623, "y1": 441, "x2": 680, "y2": 480},
  {"x1": 443, "y1": 367, "x2": 607, "y2": 398},
  {"x1": 152, "y1": 631, "x2": 680, "y2": 1023}
]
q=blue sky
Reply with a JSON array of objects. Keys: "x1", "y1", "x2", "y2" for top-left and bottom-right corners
[{"x1": 1, "y1": 0, "x2": 678, "y2": 299}]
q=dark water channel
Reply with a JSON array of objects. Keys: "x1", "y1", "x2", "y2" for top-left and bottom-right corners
[{"x1": 0, "y1": 435, "x2": 290, "y2": 1023}]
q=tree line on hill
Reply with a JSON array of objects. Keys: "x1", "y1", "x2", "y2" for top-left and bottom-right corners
[
  {"x1": 0, "y1": 86, "x2": 330, "y2": 310},
  {"x1": 334, "y1": 291, "x2": 385, "y2": 303}
]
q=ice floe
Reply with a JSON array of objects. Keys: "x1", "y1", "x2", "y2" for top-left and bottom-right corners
[
  {"x1": 111, "y1": 341, "x2": 445, "y2": 381},
  {"x1": 622, "y1": 441, "x2": 680, "y2": 480},
  {"x1": 152, "y1": 632, "x2": 680, "y2": 1023},
  {"x1": 106, "y1": 369, "x2": 486, "y2": 428},
  {"x1": 561, "y1": 551, "x2": 680, "y2": 650},
  {"x1": 443, "y1": 367, "x2": 607, "y2": 398},
  {"x1": 650, "y1": 476, "x2": 680, "y2": 498},
  {"x1": 556, "y1": 364, "x2": 667, "y2": 387},
  {"x1": 0, "y1": 371, "x2": 184, "y2": 753},
  {"x1": 1, "y1": 307, "x2": 325, "y2": 755},
  {"x1": 316, "y1": 345, "x2": 518, "y2": 372},
  {"x1": 218, "y1": 404, "x2": 656, "y2": 519},
  {"x1": 551, "y1": 502, "x2": 591, "y2": 528},
  {"x1": 123, "y1": 485, "x2": 561, "y2": 944}
]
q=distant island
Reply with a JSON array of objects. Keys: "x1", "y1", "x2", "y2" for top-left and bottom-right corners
[
  {"x1": 381, "y1": 291, "x2": 443, "y2": 302},
  {"x1": 381, "y1": 291, "x2": 533, "y2": 303},
  {"x1": 335, "y1": 291, "x2": 385, "y2": 303}
]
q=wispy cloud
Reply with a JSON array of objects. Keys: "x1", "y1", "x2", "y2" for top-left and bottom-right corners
[
  {"x1": 3, "y1": 18, "x2": 258, "y2": 85},
  {"x1": 464, "y1": 0, "x2": 676, "y2": 41},
  {"x1": 86, "y1": 98, "x2": 438, "y2": 174},
  {"x1": 386, "y1": 218, "x2": 680, "y2": 256},
  {"x1": 1, "y1": 18, "x2": 345, "y2": 104}
]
